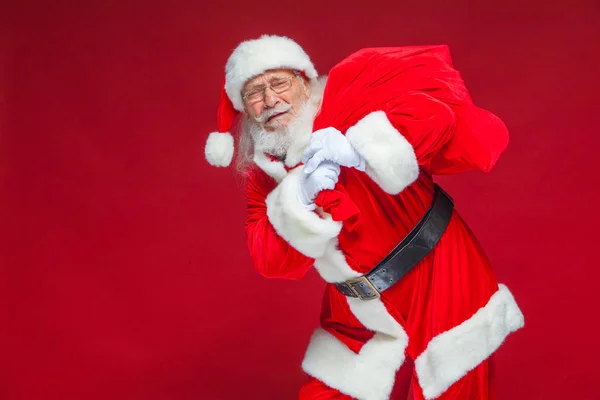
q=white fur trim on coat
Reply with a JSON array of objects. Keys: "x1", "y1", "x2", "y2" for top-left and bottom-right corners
[
  {"x1": 205, "y1": 131, "x2": 234, "y2": 167},
  {"x1": 346, "y1": 111, "x2": 419, "y2": 194},
  {"x1": 313, "y1": 240, "x2": 362, "y2": 283},
  {"x1": 303, "y1": 245, "x2": 409, "y2": 400},
  {"x1": 225, "y1": 35, "x2": 318, "y2": 111},
  {"x1": 302, "y1": 329, "x2": 408, "y2": 400},
  {"x1": 253, "y1": 152, "x2": 288, "y2": 183},
  {"x1": 347, "y1": 296, "x2": 406, "y2": 339},
  {"x1": 265, "y1": 167, "x2": 341, "y2": 258},
  {"x1": 414, "y1": 284, "x2": 525, "y2": 400}
]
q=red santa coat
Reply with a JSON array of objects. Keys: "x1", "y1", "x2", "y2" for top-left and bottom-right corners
[{"x1": 244, "y1": 46, "x2": 524, "y2": 400}]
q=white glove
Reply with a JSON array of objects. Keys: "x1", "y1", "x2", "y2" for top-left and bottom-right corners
[
  {"x1": 302, "y1": 127, "x2": 366, "y2": 175},
  {"x1": 298, "y1": 161, "x2": 341, "y2": 210}
]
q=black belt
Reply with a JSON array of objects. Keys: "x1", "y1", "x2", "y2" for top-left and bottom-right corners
[{"x1": 334, "y1": 184, "x2": 454, "y2": 300}]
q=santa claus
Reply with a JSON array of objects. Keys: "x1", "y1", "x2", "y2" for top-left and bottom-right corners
[{"x1": 204, "y1": 34, "x2": 524, "y2": 400}]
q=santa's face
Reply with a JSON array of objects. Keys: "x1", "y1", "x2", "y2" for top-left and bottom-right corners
[{"x1": 242, "y1": 69, "x2": 311, "y2": 132}]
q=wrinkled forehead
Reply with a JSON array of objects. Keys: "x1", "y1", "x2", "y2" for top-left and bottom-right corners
[{"x1": 243, "y1": 68, "x2": 297, "y2": 91}]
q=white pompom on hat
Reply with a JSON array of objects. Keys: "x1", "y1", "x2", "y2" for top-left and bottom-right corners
[{"x1": 204, "y1": 34, "x2": 318, "y2": 167}]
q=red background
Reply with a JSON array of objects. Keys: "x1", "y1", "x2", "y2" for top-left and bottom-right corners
[{"x1": 1, "y1": 1, "x2": 599, "y2": 399}]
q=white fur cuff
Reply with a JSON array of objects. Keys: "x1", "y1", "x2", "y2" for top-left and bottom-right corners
[
  {"x1": 346, "y1": 111, "x2": 419, "y2": 194},
  {"x1": 265, "y1": 167, "x2": 342, "y2": 258},
  {"x1": 415, "y1": 284, "x2": 525, "y2": 399},
  {"x1": 302, "y1": 328, "x2": 408, "y2": 400}
]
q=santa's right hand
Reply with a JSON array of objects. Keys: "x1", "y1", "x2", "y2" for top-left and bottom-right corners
[{"x1": 298, "y1": 161, "x2": 341, "y2": 210}]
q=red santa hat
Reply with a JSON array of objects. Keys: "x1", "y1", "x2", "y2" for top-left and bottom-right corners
[{"x1": 204, "y1": 34, "x2": 319, "y2": 167}]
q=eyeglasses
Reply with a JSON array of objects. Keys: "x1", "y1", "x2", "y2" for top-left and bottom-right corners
[{"x1": 242, "y1": 75, "x2": 296, "y2": 104}]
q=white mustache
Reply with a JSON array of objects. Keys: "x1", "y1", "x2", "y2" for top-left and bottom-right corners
[{"x1": 254, "y1": 104, "x2": 292, "y2": 123}]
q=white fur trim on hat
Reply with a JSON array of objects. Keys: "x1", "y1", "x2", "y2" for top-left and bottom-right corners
[
  {"x1": 225, "y1": 35, "x2": 318, "y2": 111},
  {"x1": 205, "y1": 131, "x2": 234, "y2": 167}
]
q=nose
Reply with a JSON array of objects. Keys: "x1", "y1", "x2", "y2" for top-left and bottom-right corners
[{"x1": 263, "y1": 87, "x2": 279, "y2": 108}]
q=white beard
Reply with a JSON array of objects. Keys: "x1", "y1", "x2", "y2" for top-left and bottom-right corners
[{"x1": 247, "y1": 98, "x2": 318, "y2": 165}]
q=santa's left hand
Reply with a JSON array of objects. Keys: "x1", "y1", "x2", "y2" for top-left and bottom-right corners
[{"x1": 302, "y1": 127, "x2": 366, "y2": 175}]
